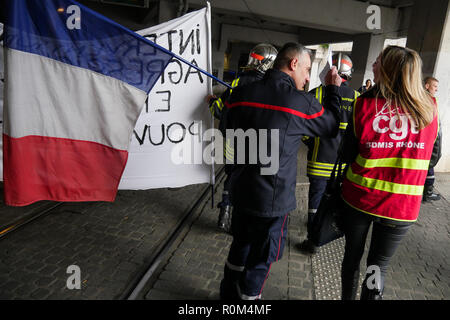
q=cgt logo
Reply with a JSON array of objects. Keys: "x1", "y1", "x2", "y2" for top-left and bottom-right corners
[{"x1": 372, "y1": 106, "x2": 418, "y2": 140}]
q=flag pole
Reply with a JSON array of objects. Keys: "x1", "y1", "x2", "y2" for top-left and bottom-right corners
[
  {"x1": 205, "y1": 1, "x2": 215, "y2": 209},
  {"x1": 138, "y1": 34, "x2": 232, "y2": 90},
  {"x1": 71, "y1": 0, "x2": 232, "y2": 90}
]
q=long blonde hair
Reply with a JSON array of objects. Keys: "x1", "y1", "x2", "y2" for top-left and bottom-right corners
[{"x1": 377, "y1": 46, "x2": 435, "y2": 130}]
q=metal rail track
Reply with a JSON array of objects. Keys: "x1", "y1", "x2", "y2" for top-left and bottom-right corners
[
  {"x1": 0, "y1": 166, "x2": 226, "y2": 299},
  {"x1": 123, "y1": 165, "x2": 227, "y2": 300},
  {"x1": 0, "y1": 203, "x2": 63, "y2": 240}
]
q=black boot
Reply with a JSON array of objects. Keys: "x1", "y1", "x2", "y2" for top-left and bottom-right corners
[
  {"x1": 219, "y1": 279, "x2": 239, "y2": 300},
  {"x1": 296, "y1": 239, "x2": 319, "y2": 255},
  {"x1": 360, "y1": 279, "x2": 383, "y2": 300},
  {"x1": 423, "y1": 185, "x2": 441, "y2": 202},
  {"x1": 341, "y1": 271, "x2": 360, "y2": 300},
  {"x1": 218, "y1": 204, "x2": 232, "y2": 233}
]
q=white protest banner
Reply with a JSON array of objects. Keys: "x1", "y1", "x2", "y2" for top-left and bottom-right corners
[{"x1": 118, "y1": 6, "x2": 213, "y2": 189}]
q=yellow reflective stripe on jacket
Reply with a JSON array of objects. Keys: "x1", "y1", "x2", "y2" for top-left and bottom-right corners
[
  {"x1": 318, "y1": 86, "x2": 323, "y2": 103},
  {"x1": 231, "y1": 78, "x2": 240, "y2": 88},
  {"x1": 307, "y1": 167, "x2": 345, "y2": 177},
  {"x1": 307, "y1": 168, "x2": 332, "y2": 177},
  {"x1": 210, "y1": 98, "x2": 224, "y2": 117},
  {"x1": 224, "y1": 139, "x2": 234, "y2": 161},
  {"x1": 351, "y1": 90, "x2": 360, "y2": 136},
  {"x1": 307, "y1": 161, "x2": 335, "y2": 169},
  {"x1": 312, "y1": 137, "x2": 320, "y2": 162},
  {"x1": 214, "y1": 98, "x2": 224, "y2": 110},
  {"x1": 339, "y1": 122, "x2": 348, "y2": 130},
  {"x1": 310, "y1": 86, "x2": 324, "y2": 162},
  {"x1": 346, "y1": 167, "x2": 424, "y2": 196},
  {"x1": 342, "y1": 198, "x2": 417, "y2": 223},
  {"x1": 355, "y1": 155, "x2": 430, "y2": 170}
]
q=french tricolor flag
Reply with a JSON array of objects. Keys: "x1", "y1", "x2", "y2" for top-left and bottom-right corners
[{"x1": 2, "y1": 0, "x2": 172, "y2": 206}]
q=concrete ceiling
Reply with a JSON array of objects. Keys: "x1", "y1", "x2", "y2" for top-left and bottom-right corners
[{"x1": 188, "y1": 0, "x2": 413, "y2": 36}]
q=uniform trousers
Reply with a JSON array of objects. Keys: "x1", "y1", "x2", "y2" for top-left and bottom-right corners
[
  {"x1": 425, "y1": 167, "x2": 435, "y2": 187},
  {"x1": 306, "y1": 177, "x2": 328, "y2": 238},
  {"x1": 220, "y1": 209, "x2": 288, "y2": 300}
]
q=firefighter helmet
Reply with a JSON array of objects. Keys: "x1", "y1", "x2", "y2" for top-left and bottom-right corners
[
  {"x1": 246, "y1": 43, "x2": 278, "y2": 73},
  {"x1": 332, "y1": 53, "x2": 353, "y2": 80}
]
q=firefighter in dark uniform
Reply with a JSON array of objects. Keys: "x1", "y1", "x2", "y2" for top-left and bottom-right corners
[
  {"x1": 297, "y1": 53, "x2": 360, "y2": 254},
  {"x1": 220, "y1": 42, "x2": 343, "y2": 300},
  {"x1": 207, "y1": 43, "x2": 278, "y2": 232}
]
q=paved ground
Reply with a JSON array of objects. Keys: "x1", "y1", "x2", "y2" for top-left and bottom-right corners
[
  {"x1": 0, "y1": 183, "x2": 206, "y2": 299},
  {"x1": 144, "y1": 173, "x2": 450, "y2": 300},
  {"x1": 0, "y1": 169, "x2": 449, "y2": 300}
]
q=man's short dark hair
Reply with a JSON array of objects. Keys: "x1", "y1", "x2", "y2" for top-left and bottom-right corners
[
  {"x1": 273, "y1": 42, "x2": 310, "y2": 70},
  {"x1": 424, "y1": 76, "x2": 439, "y2": 84}
]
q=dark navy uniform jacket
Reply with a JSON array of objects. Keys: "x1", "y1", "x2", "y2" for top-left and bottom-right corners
[
  {"x1": 304, "y1": 82, "x2": 360, "y2": 179},
  {"x1": 225, "y1": 69, "x2": 342, "y2": 218}
]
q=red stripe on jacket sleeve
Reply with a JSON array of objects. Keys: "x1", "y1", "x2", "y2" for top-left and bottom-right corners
[{"x1": 226, "y1": 101, "x2": 324, "y2": 119}]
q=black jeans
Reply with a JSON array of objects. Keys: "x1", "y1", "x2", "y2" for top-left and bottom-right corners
[{"x1": 341, "y1": 202, "x2": 412, "y2": 293}]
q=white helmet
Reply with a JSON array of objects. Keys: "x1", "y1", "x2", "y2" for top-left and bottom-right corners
[
  {"x1": 246, "y1": 43, "x2": 278, "y2": 73},
  {"x1": 332, "y1": 53, "x2": 353, "y2": 80}
]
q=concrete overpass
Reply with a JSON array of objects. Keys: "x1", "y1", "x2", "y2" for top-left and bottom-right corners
[{"x1": 74, "y1": 0, "x2": 450, "y2": 171}]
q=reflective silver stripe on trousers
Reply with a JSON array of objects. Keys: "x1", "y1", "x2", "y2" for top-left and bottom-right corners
[
  {"x1": 226, "y1": 260, "x2": 245, "y2": 272},
  {"x1": 308, "y1": 209, "x2": 318, "y2": 214}
]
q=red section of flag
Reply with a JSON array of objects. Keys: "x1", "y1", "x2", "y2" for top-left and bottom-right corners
[{"x1": 3, "y1": 134, "x2": 128, "y2": 206}]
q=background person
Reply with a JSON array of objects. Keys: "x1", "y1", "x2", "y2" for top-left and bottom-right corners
[
  {"x1": 220, "y1": 42, "x2": 342, "y2": 300},
  {"x1": 423, "y1": 76, "x2": 442, "y2": 201},
  {"x1": 358, "y1": 79, "x2": 373, "y2": 94},
  {"x1": 206, "y1": 43, "x2": 278, "y2": 232},
  {"x1": 339, "y1": 46, "x2": 441, "y2": 300}
]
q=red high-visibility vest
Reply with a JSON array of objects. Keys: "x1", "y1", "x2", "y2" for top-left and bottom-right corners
[{"x1": 341, "y1": 97, "x2": 438, "y2": 222}]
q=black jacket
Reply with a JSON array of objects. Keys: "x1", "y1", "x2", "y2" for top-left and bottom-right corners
[
  {"x1": 225, "y1": 69, "x2": 342, "y2": 217},
  {"x1": 304, "y1": 82, "x2": 360, "y2": 179},
  {"x1": 209, "y1": 69, "x2": 265, "y2": 124}
]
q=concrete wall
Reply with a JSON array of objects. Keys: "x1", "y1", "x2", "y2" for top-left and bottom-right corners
[
  {"x1": 434, "y1": 6, "x2": 450, "y2": 172},
  {"x1": 406, "y1": 0, "x2": 450, "y2": 172}
]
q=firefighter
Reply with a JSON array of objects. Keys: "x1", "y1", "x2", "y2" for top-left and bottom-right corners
[
  {"x1": 422, "y1": 76, "x2": 442, "y2": 202},
  {"x1": 220, "y1": 42, "x2": 342, "y2": 300},
  {"x1": 207, "y1": 43, "x2": 278, "y2": 233},
  {"x1": 297, "y1": 53, "x2": 360, "y2": 254}
]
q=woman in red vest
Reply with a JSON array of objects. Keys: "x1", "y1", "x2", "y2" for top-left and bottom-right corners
[{"x1": 340, "y1": 46, "x2": 440, "y2": 300}]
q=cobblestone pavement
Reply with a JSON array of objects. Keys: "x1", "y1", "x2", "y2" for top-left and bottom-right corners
[
  {"x1": 0, "y1": 171, "x2": 449, "y2": 300},
  {"x1": 144, "y1": 174, "x2": 450, "y2": 300},
  {"x1": 0, "y1": 184, "x2": 206, "y2": 299}
]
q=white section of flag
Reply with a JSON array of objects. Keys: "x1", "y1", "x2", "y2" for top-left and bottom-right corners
[{"x1": 3, "y1": 48, "x2": 147, "y2": 150}]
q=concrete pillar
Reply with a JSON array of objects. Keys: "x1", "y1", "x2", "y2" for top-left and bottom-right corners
[
  {"x1": 158, "y1": 0, "x2": 178, "y2": 24},
  {"x1": 308, "y1": 46, "x2": 327, "y2": 91},
  {"x1": 350, "y1": 33, "x2": 386, "y2": 91},
  {"x1": 211, "y1": 47, "x2": 226, "y2": 95},
  {"x1": 406, "y1": 0, "x2": 450, "y2": 172},
  {"x1": 435, "y1": 13, "x2": 450, "y2": 172}
]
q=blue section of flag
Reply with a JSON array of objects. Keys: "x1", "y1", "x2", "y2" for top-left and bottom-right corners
[{"x1": 3, "y1": 0, "x2": 173, "y2": 93}]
